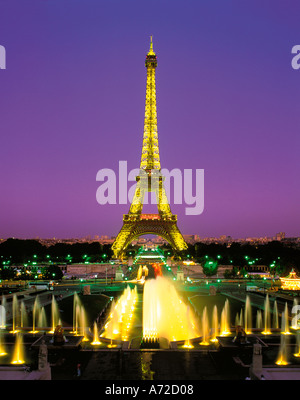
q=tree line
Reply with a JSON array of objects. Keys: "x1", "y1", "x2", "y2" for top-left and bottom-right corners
[
  {"x1": 1, "y1": 238, "x2": 299, "y2": 279},
  {"x1": 0, "y1": 239, "x2": 113, "y2": 280}
]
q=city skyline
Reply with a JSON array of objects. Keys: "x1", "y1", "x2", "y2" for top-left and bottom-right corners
[{"x1": 1, "y1": 1, "x2": 300, "y2": 240}]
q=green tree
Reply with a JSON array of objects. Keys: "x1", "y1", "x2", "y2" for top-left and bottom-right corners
[{"x1": 202, "y1": 259, "x2": 218, "y2": 276}]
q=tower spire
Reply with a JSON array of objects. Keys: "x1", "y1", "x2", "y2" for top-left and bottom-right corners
[
  {"x1": 148, "y1": 35, "x2": 155, "y2": 55},
  {"x1": 141, "y1": 35, "x2": 159, "y2": 171}
]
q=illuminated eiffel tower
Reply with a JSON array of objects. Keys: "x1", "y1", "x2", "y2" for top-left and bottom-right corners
[{"x1": 112, "y1": 37, "x2": 187, "y2": 259}]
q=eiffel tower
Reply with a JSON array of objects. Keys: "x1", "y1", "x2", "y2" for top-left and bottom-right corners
[{"x1": 112, "y1": 37, "x2": 187, "y2": 259}]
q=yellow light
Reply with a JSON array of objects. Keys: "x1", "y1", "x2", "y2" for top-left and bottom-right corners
[
  {"x1": 220, "y1": 331, "x2": 231, "y2": 336},
  {"x1": 200, "y1": 341, "x2": 210, "y2": 346},
  {"x1": 91, "y1": 340, "x2": 101, "y2": 345},
  {"x1": 11, "y1": 333, "x2": 25, "y2": 365},
  {"x1": 280, "y1": 269, "x2": 300, "y2": 290},
  {"x1": 276, "y1": 358, "x2": 289, "y2": 366}
]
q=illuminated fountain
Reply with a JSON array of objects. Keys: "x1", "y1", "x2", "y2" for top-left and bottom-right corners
[
  {"x1": 200, "y1": 306, "x2": 209, "y2": 346},
  {"x1": 262, "y1": 294, "x2": 271, "y2": 335},
  {"x1": 91, "y1": 321, "x2": 101, "y2": 345},
  {"x1": 11, "y1": 332, "x2": 25, "y2": 364},
  {"x1": 256, "y1": 310, "x2": 263, "y2": 329},
  {"x1": 183, "y1": 306, "x2": 195, "y2": 348},
  {"x1": 79, "y1": 305, "x2": 89, "y2": 341},
  {"x1": 142, "y1": 276, "x2": 199, "y2": 344},
  {"x1": 237, "y1": 308, "x2": 243, "y2": 327},
  {"x1": 120, "y1": 286, "x2": 137, "y2": 341},
  {"x1": 20, "y1": 300, "x2": 28, "y2": 328},
  {"x1": 71, "y1": 292, "x2": 80, "y2": 333},
  {"x1": 106, "y1": 311, "x2": 117, "y2": 348},
  {"x1": 272, "y1": 300, "x2": 279, "y2": 330},
  {"x1": 0, "y1": 296, "x2": 6, "y2": 329},
  {"x1": 50, "y1": 295, "x2": 60, "y2": 333},
  {"x1": 10, "y1": 295, "x2": 19, "y2": 333},
  {"x1": 240, "y1": 308, "x2": 244, "y2": 326},
  {"x1": 71, "y1": 293, "x2": 89, "y2": 341},
  {"x1": 210, "y1": 305, "x2": 219, "y2": 342},
  {"x1": 111, "y1": 303, "x2": 120, "y2": 335},
  {"x1": 276, "y1": 334, "x2": 289, "y2": 366},
  {"x1": 38, "y1": 306, "x2": 47, "y2": 330},
  {"x1": 71, "y1": 292, "x2": 86, "y2": 335},
  {"x1": 101, "y1": 285, "x2": 138, "y2": 345},
  {"x1": 70, "y1": 298, "x2": 89, "y2": 341},
  {"x1": 74, "y1": 304, "x2": 81, "y2": 335},
  {"x1": 143, "y1": 279, "x2": 159, "y2": 341},
  {"x1": 0, "y1": 329, "x2": 7, "y2": 356},
  {"x1": 245, "y1": 296, "x2": 252, "y2": 334},
  {"x1": 293, "y1": 331, "x2": 300, "y2": 357},
  {"x1": 281, "y1": 302, "x2": 291, "y2": 335},
  {"x1": 30, "y1": 296, "x2": 40, "y2": 333},
  {"x1": 276, "y1": 310, "x2": 290, "y2": 365},
  {"x1": 220, "y1": 299, "x2": 231, "y2": 336}
]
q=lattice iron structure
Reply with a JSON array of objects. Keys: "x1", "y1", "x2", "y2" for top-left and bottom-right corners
[{"x1": 112, "y1": 37, "x2": 187, "y2": 259}]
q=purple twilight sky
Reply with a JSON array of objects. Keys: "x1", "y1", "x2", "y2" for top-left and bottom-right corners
[{"x1": 0, "y1": 0, "x2": 300, "y2": 240}]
